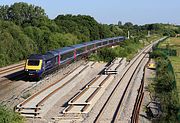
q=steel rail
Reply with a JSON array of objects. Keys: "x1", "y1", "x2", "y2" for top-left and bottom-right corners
[
  {"x1": 19, "y1": 62, "x2": 85, "y2": 107},
  {"x1": 16, "y1": 62, "x2": 92, "y2": 118},
  {"x1": 36, "y1": 64, "x2": 90, "y2": 107},
  {"x1": 131, "y1": 59, "x2": 148, "y2": 123},
  {"x1": 0, "y1": 63, "x2": 24, "y2": 75},
  {"x1": 94, "y1": 43, "x2": 153, "y2": 123},
  {"x1": 111, "y1": 54, "x2": 148, "y2": 123}
]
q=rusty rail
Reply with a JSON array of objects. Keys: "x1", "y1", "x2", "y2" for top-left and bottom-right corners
[
  {"x1": 131, "y1": 82, "x2": 144, "y2": 123},
  {"x1": 0, "y1": 63, "x2": 25, "y2": 75},
  {"x1": 131, "y1": 59, "x2": 148, "y2": 123},
  {"x1": 94, "y1": 44, "x2": 152, "y2": 123}
]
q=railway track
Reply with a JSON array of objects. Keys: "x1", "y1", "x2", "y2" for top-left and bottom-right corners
[
  {"x1": 63, "y1": 58, "x2": 127, "y2": 114},
  {"x1": 94, "y1": 37, "x2": 166, "y2": 123},
  {"x1": 0, "y1": 62, "x2": 25, "y2": 76},
  {"x1": 0, "y1": 62, "x2": 26, "y2": 91},
  {"x1": 51, "y1": 37, "x2": 167, "y2": 123},
  {"x1": 15, "y1": 61, "x2": 95, "y2": 118},
  {"x1": 113, "y1": 55, "x2": 148, "y2": 123},
  {"x1": 131, "y1": 74, "x2": 144, "y2": 123}
]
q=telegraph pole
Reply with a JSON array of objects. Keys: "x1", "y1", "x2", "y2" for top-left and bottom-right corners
[{"x1": 148, "y1": 31, "x2": 150, "y2": 37}]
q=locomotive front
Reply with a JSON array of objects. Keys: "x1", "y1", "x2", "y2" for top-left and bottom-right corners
[{"x1": 24, "y1": 54, "x2": 44, "y2": 78}]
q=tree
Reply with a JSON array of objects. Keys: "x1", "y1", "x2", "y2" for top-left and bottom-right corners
[
  {"x1": 0, "y1": 2, "x2": 47, "y2": 25},
  {"x1": 124, "y1": 22, "x2": 133, "y2": 27},
  {"x1": 118, "y1": 21, "x2": 122, "y2": 26},
  {"x1": 48, "y1": 33, "x2": 79, "y2": 50}
]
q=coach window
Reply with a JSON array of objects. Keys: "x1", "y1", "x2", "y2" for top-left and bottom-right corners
[
  {"x1": 77, "y1": 47, "x2": 85, "y2": 55},
  {"x1": 103, "y1": 41, "x2": 108, "y2": 45},
  {"x1": 109, "y1": 40, "x2": 113, "y2": 44},
  {"x1": 55, "y1": 56, "x2": 58, "y2": 63},
  {"x1": 96, "y1": 42, "x2": 102, "y2": 47},
  {"x1": 87, "y1": 44, "x2": 94, "y2": 50},
  {"x1": 61, "y1": 51, "x2": 74, "y2": 61}
]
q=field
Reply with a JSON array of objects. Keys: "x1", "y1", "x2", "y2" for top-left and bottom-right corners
[{"x1": 160, "y1": 38, "x2": 180, "y2": 97}]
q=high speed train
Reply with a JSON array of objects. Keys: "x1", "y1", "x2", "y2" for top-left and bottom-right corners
[{"x1": 24, "y1": 36, "x2": 126, "y2": 79}]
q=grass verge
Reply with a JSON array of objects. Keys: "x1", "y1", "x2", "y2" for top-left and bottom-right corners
[
  {"x1": 148, "y1": 37, "x2": 180, "y2": 122},
  {"x1": 0, "y1": 105, "x2": 24, "y2": 123}
]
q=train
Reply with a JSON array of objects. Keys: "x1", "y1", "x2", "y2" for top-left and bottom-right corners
[{"x1": 24, "y1": 36, "x2": 126, "y2": 79}]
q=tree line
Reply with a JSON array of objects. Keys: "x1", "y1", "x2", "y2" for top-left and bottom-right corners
[{"x1": 0, "y1": 2, "x2": 180, "y2": 67}]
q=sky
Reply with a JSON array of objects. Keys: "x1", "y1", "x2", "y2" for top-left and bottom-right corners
[{"x1": 0, "y1": 0, "x2": 180, "y2": 25}]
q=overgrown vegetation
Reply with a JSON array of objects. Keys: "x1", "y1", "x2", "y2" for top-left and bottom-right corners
[
  {"x1": 89, "y1": 38, "x2": 143, "y2": 62},
  {"x1": 89, "y1": 35, "x2": 160, "y2": 62},
  {"x1": 159, "y1": 37, "x2": 180, "y2": 100},
  {"x1": 149, "y1": 40, "x2": 180, "y2": 122},
  {"x1": 0, "y1": 105, "x2": 24, "y2": 123},
  {"x1": 0, "y1": 2, "x2": 180, "y2": 67}
]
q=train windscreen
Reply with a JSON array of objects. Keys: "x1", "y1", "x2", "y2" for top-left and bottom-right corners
[{"x1": 28, "y1": 60, "x2": 40, "y2": 66}]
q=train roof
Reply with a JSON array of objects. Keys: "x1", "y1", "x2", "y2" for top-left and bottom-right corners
[
  {"x1": 28, "y1": 52, "x2": 57, "y2": 60},
  {"x1": 83, "y1": 40, "x2": 102, "y2": 45},
  {"x1": 71, "y1": 44, "x2": 85, "y2": 49},
  {"x1": 43, "y1": 52, "x2": 55, "y2": 60},
  {"x1": 93, "y1": 40, "x2": 103, "y2": 43},
  {"x1": 28, "y1": 36, "x2": 126, "y2": 60},
  {"x1": 55, "y1": 47, "x2": 74, "y2": 54},
  {"x1": 101, "y1": 39, "x2": 108, "y2": 41},
  {"x1": 117, "y1": 36, "x2": 125, "y2": 39},
  {"x1": 28, "y1": 54, "x2": 44, "y2": 59},
  {"x1": 47, "y1": 50, "x2": 59, "y2": 56}
]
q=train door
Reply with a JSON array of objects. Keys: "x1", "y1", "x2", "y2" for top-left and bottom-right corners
[
  {"x1": 74, "y1": 49, "x2": 77, "y2": 61},
  {"x1": 58, "y1": 54, "x2": 61, "y2": 65}
]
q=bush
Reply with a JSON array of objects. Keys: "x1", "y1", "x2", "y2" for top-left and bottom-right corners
[
  {"x1": 0, "y1": 105, "x2": 24, "y2": 123},
  {"x1": 150, "y1": 49, "x2": 180, "y2": 122}
]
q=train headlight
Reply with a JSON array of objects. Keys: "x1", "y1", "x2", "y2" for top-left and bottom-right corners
[{"x1": 25, "y1": 69, "x2": 28, "y2": 71}]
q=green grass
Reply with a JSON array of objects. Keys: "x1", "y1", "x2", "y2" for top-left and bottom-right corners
[
  {"x1": 89, "y1": 35, "x2": 162, "y2": 62},
  {"x1": 127, "y1": 35, "x2": 161, "y2": 60},
  {"x1": 162, "y1": 37, "x2": 180, "y2": 98},
  {"x1": 159, "y1": 37, "x2": 180, "y2": 54},
  {"x1": 169, "y1": 56, "x2": 180, "y2": 97},
  {"x1": 0, "y1": 105, "x2": 24, "y2": 123}
]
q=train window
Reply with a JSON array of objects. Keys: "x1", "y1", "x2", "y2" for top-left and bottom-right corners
[
  {"x1": 96, "y1": 42, "x2": 102, "y2": 47},
  {"x1": 28, "y1": 60, "x2": 40, "y2": 66},
  {"x1": 103, "y1": 41, "x2": 108, "y2": 45},
  {"x1": 87, "y1": 44, "x2": 94, "y2": 50},
  {"x1": 109, "y1": 40, "x2": 114, "y2": 44},
  {"x1": 55, "y1": 56, "x2": 58, "y2": 63},
  {"x1": 77, "y1": 47, "x2": 85, "y2": 55},
  {"x1": 45, "y1": 60, "x2": 52, "y2": 66},
  {"x1": 61, "y1": 51, "x2": 74, "y2": 61},
  {"x1": 119, "y1": 38, "x2": 123, "y2": 41}
]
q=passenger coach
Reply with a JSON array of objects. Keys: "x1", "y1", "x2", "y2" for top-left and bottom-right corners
[{"x1": 24, "y1": 36, "x2": 126, "y2": 79}]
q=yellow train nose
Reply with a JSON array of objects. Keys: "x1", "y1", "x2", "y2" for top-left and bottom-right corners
[{"x1": 25, "y1": 60, "x2": 42, "y2": 70}]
